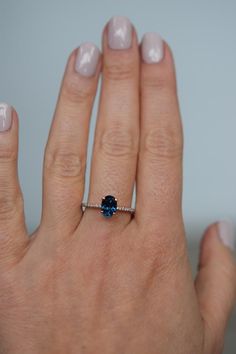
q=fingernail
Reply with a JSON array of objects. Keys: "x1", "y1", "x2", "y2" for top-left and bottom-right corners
[
  {"x1": 0, "y1": 103, "x2": 12, "y2": 132},
  {"x1": 141, "y1": 32, "x2": 164, "y2": 64},
  {"x1": 75, "y1": 42, "x2": 100, "y2": 77},
  {"x1": 108, "y1": 16, "x2": 132, "y2": 50},
  {"x1": 217, "y1": 220, "x2": 235, "y2": 251}
]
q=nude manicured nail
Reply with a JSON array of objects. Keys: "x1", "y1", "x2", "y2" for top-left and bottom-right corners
[
  {"x1": 141, "y1": 32, "x2": 164, "y2": 64},
  {"x1": 108, "y1": 16, "x2": 132, "y2": 50},
  {"x1": 75, "y1": 42, "x2": 100, "y2": 77},
  {"x1": 0, "y1": 103, "x2": 12, "y2": 132},
  {"x1": 217, "y1": 220, "x2": 235, "y2": 251}
]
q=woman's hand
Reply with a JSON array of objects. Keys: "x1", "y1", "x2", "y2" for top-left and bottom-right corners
[{"x1": 0, "y1": 16, "x2": 235, "y2": 354}]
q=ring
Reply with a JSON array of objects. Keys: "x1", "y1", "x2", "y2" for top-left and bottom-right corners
[{"x1": 81, "y1": 195, "x2": 135, "y2": 218}]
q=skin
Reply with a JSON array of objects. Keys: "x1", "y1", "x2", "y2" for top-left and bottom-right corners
[{"x1": 0, "y1": 21, "x2": 235, "y2": 354}]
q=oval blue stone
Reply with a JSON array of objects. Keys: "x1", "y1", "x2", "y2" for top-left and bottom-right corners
[{"x1": 101, "y1": 195, "x2": 117, "y2": 218}]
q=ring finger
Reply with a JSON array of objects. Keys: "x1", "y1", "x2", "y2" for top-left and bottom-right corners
[{"x1": 82, "y1": 17, "x2": 140, "y2": 229}]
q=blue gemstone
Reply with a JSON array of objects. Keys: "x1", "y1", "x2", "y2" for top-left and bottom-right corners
[{"x1": 101, "y1": 195, "x2": 117, "y2": 218}]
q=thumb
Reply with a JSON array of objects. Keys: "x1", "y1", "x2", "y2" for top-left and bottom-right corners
[{"x1": 195, "y1": 220, "x2": 236, "y2": 354}]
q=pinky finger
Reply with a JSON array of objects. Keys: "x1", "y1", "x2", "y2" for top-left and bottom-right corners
[
  {"x1": 195, "y1": 221, "x2": 236, "y2": 353},
  {"x1": 0, "y1": 103, "x2": 28, "y2": 263}
]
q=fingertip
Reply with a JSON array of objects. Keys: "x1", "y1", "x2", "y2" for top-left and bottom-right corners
[
  {"x1": 140, "y1": 36, "x2": 177, "y2": 95},
  {"x1": 201, "y1": 220, "x2": 235, "y2": 254},
  {"x1": 140, "y1": 34, "x2": 175, "y2": 67},
  {"x1": 65, "y1": 44, "x2": 102, "y2": 81},
  {"x1": 0, "y1": 102, "x2": 13, "y2": 133},
  {"x1": 10, "y1": 106, "x2": 21, "y2": 139},
  {"x1": 0, "y1": 102, "x2": 19, "y2": 140},
  {"x1": 200, "y1": 222, "x2": 217, "y2": 247},
  {"x1": 199, "y1": 221, "x2": 236, "y2": 276},
  {"x1": 11, "y1": 107, "x2": 19, "y2": 128},
  {"x1": 217, "y1": 219, "x2": 236, "y2": 252},
  {"x1": 163, "y1": 41, "x2": 176, "y2": 65},
  {"x1": 102, "y1": 16, "x2": 139, "y2": 54}
]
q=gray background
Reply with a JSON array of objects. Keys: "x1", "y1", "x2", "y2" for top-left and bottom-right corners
[{"x1": 0, "y1": 0, "x2": 235, "y2": 352}]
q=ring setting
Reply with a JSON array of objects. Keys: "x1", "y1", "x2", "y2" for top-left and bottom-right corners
[{"x1": 81, "y1": 195, "x2": 135, "y2": 218}]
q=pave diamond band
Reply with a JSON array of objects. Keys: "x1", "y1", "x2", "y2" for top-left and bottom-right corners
[
  {"x1": 81, "y1": 195, "x2": 135, "y2": 218},
  {"x1": 81, "y1": 203, "x2": 135, "y2": 213}
]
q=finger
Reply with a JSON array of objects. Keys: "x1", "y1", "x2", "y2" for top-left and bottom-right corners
[
  {"x1": 136, "y1": 34, "x2": 183, "y2": 228},
  {"x1": 82, "y1": 17, "x2": 140, "y2": 228},
  {"x1": 195, "y1": 221, "x2": 236, "y2": 353},
  {"x1": 41, "y1": 44, "x2": 101, "y2": 236},
  {"x1": 0, "y1": 103, "x2": 28, "y2": 263}
]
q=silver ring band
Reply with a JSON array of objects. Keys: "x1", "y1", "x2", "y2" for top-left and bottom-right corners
[{"x1": 81, "y1": 202, "x2": 135, "y2": 214}]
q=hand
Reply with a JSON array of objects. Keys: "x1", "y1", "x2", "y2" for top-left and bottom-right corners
[{"x1": 0, "y1": 16, "x2": 235, "y2": 354}]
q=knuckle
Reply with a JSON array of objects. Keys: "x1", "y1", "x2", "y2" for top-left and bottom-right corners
[
  {"x1": 104, "y1": 60, "x2": 135, "y2": 82},
  {"x1": 143, "y1": 126, "x2": 183, "y2": 160},
  {"x1": 44, "y1": 149, "x2": 85, "y2": 179},
  {"x1": 98, "y1": 127, "x2": 137, "y2": 158},
  {"x1": 62, "y1": 75, "x2": 95, "y2": 104},
  {"x1": 142, "y1": 71, "x2": 175, "y2": 93},
  {"x1": 0, "y1": 192, "x2": 23, "y2": 221},
  {"x1": 0, "y1": 148, "x2": 17, "y2": 163}
]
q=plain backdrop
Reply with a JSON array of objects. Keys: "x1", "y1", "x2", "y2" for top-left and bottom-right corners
[{"x1": 0, "y1": 0, "x2": 236, "y2": 352}]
